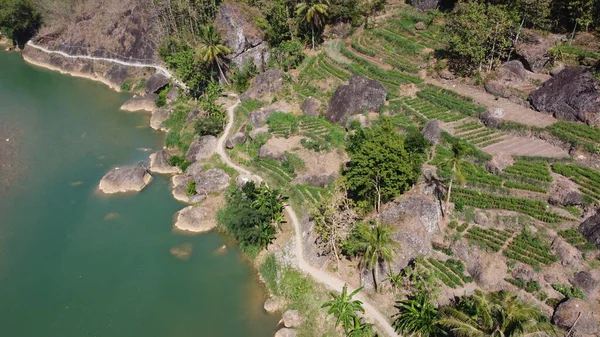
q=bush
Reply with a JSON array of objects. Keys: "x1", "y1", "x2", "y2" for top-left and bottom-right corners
[
  {"x1": 168, "y1": 155, "x2": 193, "y2": 171},
  {"x1": 552, "y1": 284, "x2": 585, "y2": 299},
  {"x1": 155, "y1": 85, "x2": 170, "y2": 107},
  {"x1": 231, "y1": 61, "x2": 258, "y2": 93},
  {"x1": 271, "y1": 40, "x2": 305, "y2": 71},
  {"x1": 186, "y1": 180, "x2": 196, "y2": 197},
  {"x1": 120, "y1": 78, "x2": 134, "y2": 91},
  {"x1": 195, "y1": 115, "x2": 225, "y2": 137}
]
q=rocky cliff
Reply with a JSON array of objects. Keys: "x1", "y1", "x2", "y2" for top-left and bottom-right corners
[{"x1": 22, "y1": 0, "x2": 161, "y2": 90}]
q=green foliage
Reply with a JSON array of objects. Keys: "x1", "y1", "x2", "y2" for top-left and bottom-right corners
[
  {"x1": 266, "y1": 112, "x2": 298, "y2": 137},
  {"x1": 155, "y1": 85, "x2": 170, "y2": 107},
  {"x1": 465, "y1": 226, "x2": 513, "y2": 252},
  {"x1": 552, "y1": 163, "x2": 600, "y2": 202},
  {"x1": 259, "y1": 253, "x2": 279, "y2": 295},
  {"x1": 120, "y1": 78, "x2": 134, "y2": 91},
  {"x1": 133, "y1": 79, "x2": 147, "y2": 91},
  {"x1": 270, "y1": 40, "x2": 305, "y2": 71},
  {"x1": 168, "y1": 155, "x2": 193, "y2": 171},
  {"x1": 393, "y1": 291, "x2": 444, "y2": 337},
  {"x1": 186, "y1": 180, "x2": 196, "y2": 197},
  {"x1": 196, "y1": 25, "x2": 232, "y2": 84},
  {"x1": 548, "y1": 120, "x2": 600, "y2": 154},
  {"x1": 230, "y1": 61, "x2": 258, "y2": 93},
  {"x1": 558, "y1": 228, "x2": 596, "y2": 251},
  {"x1": 505, "y1": 278, "x2": 541, "y2": 293},
  {"x1": 195, "y1": 115, "x2": 225, "y2": 136},
  {"x1": 217, "y1": 182, "x2": 285, "y2": 253},
  {"x1": 282, "y1": 152, "x2": 306, "y2": 173},
  {"x1": 552, "y1": 283, "x2": 585, "y2": 299},
  {"x1": 345, "y1": 118, "x2": 424, "y2": 211},
  {"x1": 0, "y1": 0, "x2": 42, "y2": 47},
  {"x1": 322, "y1": 284, "x2": 365, "y2": 334},
  {"x1": 159, "y1": 38, "x2": 211, "y2": 96},
  {"x1": 504, "y1": 229, "x2": 559, "y2": 266}
]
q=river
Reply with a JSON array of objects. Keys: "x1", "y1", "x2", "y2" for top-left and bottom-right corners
[{"x1": 0, "y1": 50, "x2": 278, "y2": 337}]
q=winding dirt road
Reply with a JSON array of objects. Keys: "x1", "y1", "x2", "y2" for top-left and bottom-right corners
[{"x1": 217, "y1": 98, "x2": 399, "y2": 337}]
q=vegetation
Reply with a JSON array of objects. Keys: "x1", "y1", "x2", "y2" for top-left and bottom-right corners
[
  {"x1": 558, "y1": 228, "x2": 597, "y2": 251},
  {"x1": 465, "y1": 226, "x2": 514, "y2": 252},
  {"x1": 321, "y1": 284, "x2": 367, "y2": 335},
  {"x1": 394, "y1": 291, "x2": 444, "y2": 337},
  {"x1": 296, "y1": 1, "x2": 329, "y2": 50},
  {"x1": 217, "y1": 182, "x2": 285, "y2": 256},
  {"x1": 553, "y1": 163, "x2": 600, "y2": 202},
  {"x1": 552, "y1": 283, "x2": 585, "y2": 299},
  {"x1": 504, "y1": 229, "x2": 558, "y2": 266},
  {"x1": 548, "y1": 121, "x2": 600, "y2": 154},
  {"x1": 0, "y1": 0, "x2": 42, "y2": 47}
]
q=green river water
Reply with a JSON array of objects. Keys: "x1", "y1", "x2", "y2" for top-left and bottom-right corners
[{"x1": 0, "y1": 50, "x2": 278, "y2": 337}]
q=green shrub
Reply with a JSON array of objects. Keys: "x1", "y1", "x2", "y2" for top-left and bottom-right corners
[
  {"x1": 186, "y1": 180, "x2": 196, "y2": 197},
  {"x1": 156, "y1": 85, "x2": 170, "y2": 107},
  {"x1": 120, "y1": 78, "x2": 134, "y2": 91},
  {"x1": 552, "y1": 284, "x2": 585, "y2": 299},
  {"x1": 231, "y1": 61, "x2": 258, "y2": 93},
  {"x1": 133, "y1": 79, "x2": 147, "y2": 91},
  {"x1": 195, "y1": 115, "x2": 225, "y2": 137}
]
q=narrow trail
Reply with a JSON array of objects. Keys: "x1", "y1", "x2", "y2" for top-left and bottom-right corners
[
  {"x1": 217, "y1": 97, "x2": 399, "y2": 337},
  {"x1": 25, "y1": 41, "x2": 187, "y2": 89}
]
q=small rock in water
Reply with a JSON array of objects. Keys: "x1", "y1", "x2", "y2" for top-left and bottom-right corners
[
  {"x1": 170, "y1": 244, "x2": 193, "y2": 260},
  {"x1": 213, "y1": 245, "x2": 228, "y2": 255},
  {"x1": 103, "y1": 212, "x2": 121, "y2": 221}
]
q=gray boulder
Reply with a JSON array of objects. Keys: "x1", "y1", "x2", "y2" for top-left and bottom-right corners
[
  {"x1": 480, "y1": 108, "x2": 505, "y2": 129},
  {"x1": 150, "y1": 108, "x2": 172, "y2": 130},
  {"x1": 468, "y1": 253, "x2": 507, "y2": 289},
  {"x1": 409, "y1": 0, "x2": 439, "y2": 11},
  {"x1": 249, "y1": 126, "x2": 269, "y2": 140},
  {"x1": 274, "y1": 328, "x2": 298, "y2": 337},
  {"x1": 186, "y1": 107, "x2": 202, "y2": 122},
  {"x1": 301, "y1": 97, "x2": 321, "y2": 117},
  {"x1": 282, "y1": 310, "x2": 303, "y2": 328},
  {"x1": 438, "y1": 69, "x2": 455, "y2": 80},
  {"x1": 484, "y1": 152, "x2": 514, "y2": 175},
  {"x1": 264, "y1": 297, "x2": 285, "y2": 313},
  {"x1": 120, "y1": 94, "x2": 158, "y2": 112},
  {"x1": 226, "y1": 132, "x2": 246, "y2": 149},
  {"x1": 295, "y1": 173, "x2": 337, "y2": 188},
  {"x1": 421, "y1": 120, "x2": 442, "y2": 144},
  {"x1": 326, "y1": 75, "x2": 386, "y2": 124},
  {"x1": 571, "y1": 271, "x2": 597, "y2": 297},
  {"x1": 214, "y1": 2, "x2": 269, "y2": 70},
  {"x1": 145, "y1": 72, "x2": 169, "y2": 94},
  {"x1": 529, "y1": 67, "x2": 600, "y2": 127},
  {"x1": 99, "y1": 166, "x2": 152, "y2": 194},
  {"x1": 515, "y1": 30, "x2": 552, "y2": 72},
  {"x1": 149, "y1": 150, "x2": 181, "y2": 175},
  {"x1": 553, "y1": 298, "x2": 598, "y2": 335},
  {"x1": 579, "y1": 208, "x2": 600, "y2": 248},
  {"x1": 548, "y1": 176, "x2": 582, "y2": 206},
  {"x1": 552, "y1": 236, "x2": 583, "y2": 268},
  {"x1": 415, "y1": 22, "x2": 426, "y2": 30},
  {"x1": 484, "y1": 60, "x2": 528, "y2": 99},
  {"x1": 171, "y1": 175, "x2": 204, "y2": 203},
  {"x1": 241, "y1": 69, "x2": 284, "y2": 101},
  {"x1": 185, "y1": 135, "x2": 217, "y2": 162},
  {"x1": 194, "y1": 168, "x2": 230, "y2": 194},
  {"x1": 174, "y1": 206, "x2": 217, "y2": 233},
  {"x1": 166, "y1": 86, "x2": 179, "y2": 104},
  {"x1": 248, "y1": 102, "x2": 289, "y2": 127}
]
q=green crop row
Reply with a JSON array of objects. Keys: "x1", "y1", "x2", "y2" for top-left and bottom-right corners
[
  {"x1": 417, "y1": 89, "x2": 485, "y2": 117},
  {"x1": 432, "y1": 242, "x2": 454, "y2": 256},
  {"x1": 503, "y1": 181, "x2": 548, "y2": 193},
  {"x1": 558, "y1": 228, "x2": 597, "y2": 251},
  {"x1": 317, "y1": 54, "x2": 351, "y2": 81},
  {"x1": 503, "y1": 160, "x2": 552, "y2": 183},
  {"x1": 505, "y1": 278, "x2": 541, "y2": 293},
  {"x1": 552, "y1": 164, "x2": 600, "y2": 201},
  {"x1": 425, "y1": 258, "x2": 473, "y2": 289},
  {"x1": 504, "y1": 230, "x2": 558, "y2": 266},
  {"x1": 548, "y1": 122, "x2": 600, "y2": 154},
  {"x1": 351, "y1": 37, "x2": 377, "y2": 57},
  {"x1": 464, "y1": 226, "x2": 513, "y2": 252},
  {"x1": 552, "y1": 283, "x2": 585, "y2": 299}
]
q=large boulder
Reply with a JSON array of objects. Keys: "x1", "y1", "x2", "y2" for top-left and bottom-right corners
[
  {"x1": 421, "y1": 120, "x2": 442, "y2": 145},
  {"x1": 150, "y1": 108, "x2": 172, "y2": 130},
  {"x1": 145, "y1": 72, "x2": 169, "y2": 94},
  {"x1": 241, "y1": 69, "x2": 284, "y2": 101},
  {"x1": 194, "y1": 168, "x2": 230, "y2": 194},
  {"x1": 149, "y1": 150, "x2": 181, "y2": 175},
  {"x1": 529, "y1": 67, "x2": 600, "y2": 127},
  {"x1": 548, "y1": 176, "x2": 582, "y2": 206},
  {"x1": 571, "y1": 271, "x2": 597, "y2": 297},
  {"x1": 166, "y1": 86, "x2": 179, "y2": 104},
  {"x1": 99, "y1": 166, "x2": 152, "y2": 194},
  {"x1": 480, "y1": 108, "x2": 505, "y2": 129},
  {"x1": 214, "y1": 2, "x2": 269, "y2": 70},
  {"x1": 264, "y1": 296, "x2": 285, "y2": 313},
  {"x1": 409, "y1": 0, "x2": 439, "y2": 11},
  {"x1": 515, "y1": 30, "x2": 552, "y2": 72},
  {"x1": 380, "y1": 195, "x2": 441, "y2": 268},
  {"x1": 185, "y1": 135, "x2": 217, "y2": 162},
  {"x1": 579, "y1": 208, "x2": 600, "y2": 248},
  {"x1": 468, "y1": 253, "x2": 507, "y2": 289},
  {"x1": 248, "y1": 101, "x2": 289, "y2": 127},
  {"x1": 174, "y1": 205, "x2": 217, "y2": 233},
  {"x1": 274, "y1": 328, "x2": 298, "y2": 337},
  {"x1": 258, "y1": 136, "x2": 303, "y2": 161},
  {"x1": 484, "y1": 60, "x2": 528, "y2": 99},
  {"x1": 326, "y1": 75, "x2": 386, "y2": 124},
  {"x1": 282, "y1": 310, "x2": 303, "y2": 328},
  {"x1": 301, "y1": 97, "x2": 321, "y2": 117},
  {"x1": 225, "y1": 132, "x2": 246, "y2": 149},
  {"x1": 120, "y1": 94, "x2": 158, "y2": 112},
  {"x1": 552, "y1": 298, "x2": 598, "y2": 335},
  {"x1": 552, "y1": 236, "x2": 583, "y2": 268},
  {"x1": 249, "y1": 126, "x2": 269, "y2": 140}
]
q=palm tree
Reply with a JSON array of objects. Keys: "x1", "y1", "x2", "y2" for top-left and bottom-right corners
[
  {"x1": 393, "y1": 291, "x2": 445, "y2": 337},
  {"x1": 356, "y1": 221, "x2": 399, "y2": 293},
  {"x1": 442, "y1": 141, "x2": 467, "y2": 218},
  {"x1": 196, "y1": 25, "x2": 232, "y2": 85},
  {"x1": 322, "y1": 284, "x2": 365, "y2": 334},
  {"x1": 295, "y1": 1, "x2": 329, "y2": 50},
  {"x1": 439, "y1": 290, "x2": 556, "y2": 337}
]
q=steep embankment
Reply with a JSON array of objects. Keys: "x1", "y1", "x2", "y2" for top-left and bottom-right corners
[{"x1": 22, "y1": 0, "x2": 160, "y2": 90}]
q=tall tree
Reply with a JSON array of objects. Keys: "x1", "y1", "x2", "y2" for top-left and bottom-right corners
[
  {"x1": 442, "y1": 140, "x2": 467, "y2": 218},
  {"x1": 354, "y1": 221, "x2": 398, "y2": 292},
  {"x1": 295, "y1": 1, "x2": 329, "y2": 50},
  {"x1": 393, "y1": 290, "x2": 445, "y2": 337},
  {"x1": 439, "y1": 291, "x2": 556, "y2": 337},
  {"x1": 322, "y1": 284, "x2": 365, "y2": 334},
  {"x1": 0, "y1": 0, "x2": 42, "y2": 48},
  {"x1": 196, "y1": 24, "x2": 232, "y2": 85}
]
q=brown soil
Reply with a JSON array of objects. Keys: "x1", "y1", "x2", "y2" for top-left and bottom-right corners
[{"x1": 484, "y1": 136, "x2": 569, "y2": 158}]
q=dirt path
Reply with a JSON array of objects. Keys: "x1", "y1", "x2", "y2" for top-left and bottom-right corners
[{"x1": 218, "y1": 97, "x2": 399, "y2": 337}]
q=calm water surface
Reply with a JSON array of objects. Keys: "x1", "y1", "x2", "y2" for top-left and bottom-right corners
[{"x1": 0, "y1": 50, "x2": 278, "y2": 337}]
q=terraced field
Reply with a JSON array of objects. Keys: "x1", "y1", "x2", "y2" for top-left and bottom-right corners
[
  {"x1": 453, "y1": 120, "x2": 507, "y2": 147},
  {"x1": 464, "y1": 226, "x2": 515, "y2": 252},
  {"x1": 483, "y1": 136, "x2": 569, "y2": 158},
  {"x1": 419, "y1": 258, "x2": 473, "y2": 289},
  {"x1": 553, "y1": 164, "x2": 600, "y2": 202},
  {"x1": 501, "y1": 160, "x2": 552, "y2": 193}
]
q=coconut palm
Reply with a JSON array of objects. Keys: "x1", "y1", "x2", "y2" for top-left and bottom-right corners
[
  {"x1": 322, "y1": 284, "x2": 365, "y2": 334},
  {"x1": 442, "y1": 140, "x2": 468, "y2": 217},
  {"x1": 393, "y1": 291, "x2": 445, "y2": 337},
  {"x1": 196, "y1": 24, "x2": 232, "y2": 85},
  {"x1": 295, "y1": 1, "x2": 329, "y2": 50},
  {"x1": 355, "y1": 221, "x2": 399, "y2": 292},
  {"x1": 439, "y1": 290, "x2": 556, "y2": 337}
]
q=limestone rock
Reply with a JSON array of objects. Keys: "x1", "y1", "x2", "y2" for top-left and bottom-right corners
[
  {"x1": 274, "y1": 328, "x2": 298, "y2": 337},
  {"x1": 438, "y1": 69, "x2": 455, "y2": 80},
  {"x1": 194, "y1": 168, "x2": 230, "y2": 194},
  {"x1": 174, "y1": 206, "x2": 216, "y2": 233},
  {"x1": 99, "y1": 166, "x2": 152, "y2": 194},
  {"x1": 326, "y1": 75, "x2": 386, "y2": 124},
  {"x1": 529, "y1": 67, "x2": 600, "y2": 127},
  {"x1": 149, "y1": 150, "x2": 181, "y2": 175},
  {"x1": 226, "y1": 132, "x2": 246, "y2": 149},
  {"x1": 480, "y1": 108, "x2": 505, "y2": 129},
  {"x1": 421, "y1": 120, "x2": 442, "y2": 145},
  {"x1": 120, "y1": 94, "x2": 157, "y2": 112},
  {"x1": 249, "y1": 126, "x2": 269, "y2": 140},
  {"x1": 515, "y1": 30, "x2": 552, "y2": 72},
  {"x1": 295, "y1": 173, "x2": 337, "y2": 188},
  {"x1": 571, "y1": 271, "x2": 597, "y2": 297},
  {"x1": 549, "y1": 176, "x2": 582, "y2": 206},
  {"x1": 241, "y1": 69, "x2": 283, "y2": 101},
  {"x1": 150, "y1": 108, "x2": 172, "y2": 130},
  {"x1": 145, "y1": 72, "x2": 169, "y2": 94},
  {"x1": 282, "y1": 310, "x2": 303, "y2": 328},
  {"x1": 484, "y1": 60, "x2": 529, "y2": 99},
  {"x1": 552, "y1": 236, "x2": 583, "y2": 268},
  {"x1": 166, "y1": 86, "x2": 179, "y2": 104},
  {"x1": 171, "y1": 174, "x2": 206, "y2": 204},
  {"x1": 484, "y1": 152, "x2": 514, "y2": 175},
  {"x1": 264, "y1": 297, "x2": 285, "y2": 313},
  {"x1": 323, "y1": 21, "x2": 352, "y2": 38},
  {"x1": 301, "y1": 97, "x2": 321, "y2": 117},
  {"x1": 185, "y1": 136, "x2": 217, "y2": 162},
  {"x1": 579, "y1": 209, "x2": 600, "y2": 248},
  {"x1": 409, "y1": 0, "x2": 439, "y2": 11},
  {"x1": 415, "y1": 22, "x2": 426, "y2": 30},
  {"x1": 214, "y1": 2, "x2": 269, "y2": 69},
  {"x1": 553, "y1": 298, "x2": 598, "y2": 335}
]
